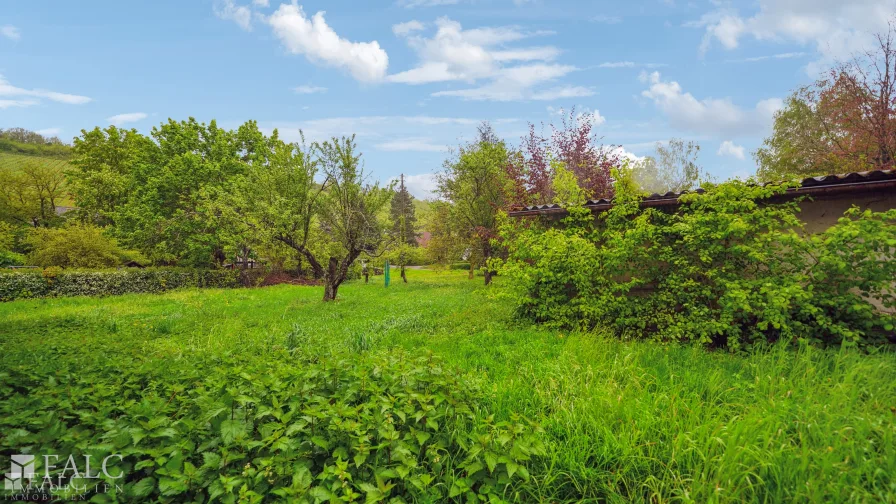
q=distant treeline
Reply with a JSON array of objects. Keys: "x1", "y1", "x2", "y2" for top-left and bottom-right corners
[{"x1": 0, "y1": 128, "x2": 71, "y2": 159}]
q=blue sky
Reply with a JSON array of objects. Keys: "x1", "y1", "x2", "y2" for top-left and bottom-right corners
[{"x1": 1, "y1": 0, "x2": 891, "y2": 197}]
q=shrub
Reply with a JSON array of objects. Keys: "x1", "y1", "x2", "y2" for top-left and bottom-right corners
[
  {"x1": 0, "y1": 268, "x2": 241, "y2": 301},
  {"x1": 0, "y1": 349, "x2": 544, "y2": 502},
  {"x1": 25, "y1": 222, "x2": 130, "y2": 268},
  {"x1": 498, "y1": 173, "x2": 896, "y2": 349}
]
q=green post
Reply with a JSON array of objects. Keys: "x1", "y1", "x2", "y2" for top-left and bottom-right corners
[{"x1": 384, "y1": 260, "x2": 390, "y2": 287}]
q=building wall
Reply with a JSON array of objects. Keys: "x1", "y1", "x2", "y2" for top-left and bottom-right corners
[{"x1": 797, "y1": 189, "x2": 896, "y2": 234}]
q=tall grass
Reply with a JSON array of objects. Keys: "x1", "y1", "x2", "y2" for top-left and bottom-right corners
[{"x1": 1, "y1": 269, "x2": 894, "y2": 502}]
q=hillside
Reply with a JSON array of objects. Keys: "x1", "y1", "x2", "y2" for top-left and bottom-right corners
[{"x1": 0, "y1": 152, "x2": 75, "y2": 207}]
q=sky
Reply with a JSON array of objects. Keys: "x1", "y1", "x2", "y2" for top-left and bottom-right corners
[{"x1": 2, "y1": 0, "x2": 894, "y2": 198}]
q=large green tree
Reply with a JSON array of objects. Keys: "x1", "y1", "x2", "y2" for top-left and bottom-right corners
[
  {"x1": 69, "y1": 125, "x2": 158, "y2": 226},
  {"x1": 69, "y1": 119, "x2": 276, "y2": 267},
  {"x1": 438, "y1": 123, "x2": 510, "y2": 285},
  {"x1": 755, "y1": 25, "x2": 896, "y2": 181}
]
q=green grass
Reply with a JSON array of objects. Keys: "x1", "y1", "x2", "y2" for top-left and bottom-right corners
[{"x1": 1, "y1": 269, "x2": 895, "y2": 502}]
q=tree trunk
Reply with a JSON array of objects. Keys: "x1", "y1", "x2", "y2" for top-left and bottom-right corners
[
  {"x1": 323, "y1": 257, "x2": 340, "y2": 301},
  {"x1": 482, "y1": 241, "x2": 493, "y2": 286},
  {"x1": 401, "y1": 265, "x2": 407, "y2": 283}
]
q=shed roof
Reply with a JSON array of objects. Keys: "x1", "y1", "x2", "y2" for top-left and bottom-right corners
[{"x1": 507, "y1": 169, "x2": 896, "y2": 217}]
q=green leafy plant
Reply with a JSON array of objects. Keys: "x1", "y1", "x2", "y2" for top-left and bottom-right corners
[
  {"x1": 497, "y1": 171, "x2": 896, "y2": 349},
  {"x1": 0, "y1": 346, "x2": 544, "y2": 503}
]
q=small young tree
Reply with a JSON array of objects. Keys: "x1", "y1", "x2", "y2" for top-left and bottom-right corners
[
  {"x1": 438, "y1": 123, "x2": 510, "y2": 285},
  {"x1": 632, "y1": 139, "x2": 705, "y2": 194},
  {"x1": 389, "y1": 174, "x2": 418, "y2": 283},
  {"x1": 237, "y1": 134, "x2": 390, "y2": 301}
]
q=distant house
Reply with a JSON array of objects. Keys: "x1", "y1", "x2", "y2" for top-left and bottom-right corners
[
  {"x1": 54, "y1": 206, "x2": 75, "y2": 216},
  {"x1": 508, "y1": 170, "x2": 896, "y2": 234}
]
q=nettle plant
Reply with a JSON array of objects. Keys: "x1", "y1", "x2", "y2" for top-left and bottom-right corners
[
  {"x1": 0, "y1": 349, "x2": 545, "y2": 503},
  {"x1": 497, "y1": 166, "x2": 896, "y2": 350}
]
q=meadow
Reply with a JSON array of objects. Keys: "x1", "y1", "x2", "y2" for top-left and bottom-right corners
[{"x1": 1, "y1": 270, "x2": 895, "y2": 502}]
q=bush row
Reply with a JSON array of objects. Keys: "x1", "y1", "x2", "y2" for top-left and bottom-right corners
[
  {"x1": 0, "y1": 268, "x2": 242, "y2": 301},
  {"x1": 498, "y1": 174, "x2": 896, "y2": 350}
]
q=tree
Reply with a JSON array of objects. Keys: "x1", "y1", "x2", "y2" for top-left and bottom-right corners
[
  {"x1": 236, "y1": 135, "x2": 390, "y2": 301},
  {"x1": 756, "y1": 22, "x2": 896, "y2": 181},
  {"x1": 632, "y1": 139, "x2": 704, "y2": 194},
  {"x1": 69, "y1": 125, "x2": 158, "y2": 226},
  {"x1": 438, "y1": 123, "x2": 510, "y2": 285},
  {"x1": 422, "y1": 201, "x2": 463, "y2": 266},
  {"x1": 389, "y1": 174, "x2": 418, "y2": 283},
  {"x1": 0, "y1": 159, "x2": 66, "y2": 228},
  {"x1": 505, "y1": 108, "x2": 621, "y2": 208}
]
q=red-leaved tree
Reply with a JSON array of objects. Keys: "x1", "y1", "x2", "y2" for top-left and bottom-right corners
[{"x1": 505, "y1": 108, "x2": 622, "y2": 208}]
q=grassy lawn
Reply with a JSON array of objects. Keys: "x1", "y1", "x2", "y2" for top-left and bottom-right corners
[{"x1": 1, "y1": 269, "x2": 895, "y2": 502}]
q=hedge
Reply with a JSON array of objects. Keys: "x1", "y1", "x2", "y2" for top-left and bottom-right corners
[{"x1": 0, "y1": 268, "x2": 242, "y2": 301}]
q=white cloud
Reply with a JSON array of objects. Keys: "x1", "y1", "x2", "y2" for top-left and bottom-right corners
[
  {"x1": 36, "y1": 128, "x2": 62, "y2": 137},
  {"x1": 252, "y1": 0, "x2": 269, "y2": 6},
  {"x1": 293, "y1": 85, "x2": 327, "y2": 94},
  {"x1": 0, "y1": 74, "x2": 91, "y2": 106},
  {"x1": 264, "y1": 115, "x2": 515, "y2": 143},
  {"x1": 392, "y1": 173, "x2": 438, "y2": 199},
  {"x1": 599, "y1": 61, "x2": 668, "y2": 69},
  {"x1": 376, "y1": 137, "x2": 448, "y2": 152},
  {"x1": 591, "y1": 15, "x2": 622, "y2": 24},
  {"x1": 432, "y1": 64, "x2": 590, "y2": 101},
  {"x1": 267, "y1": 4, "x2": 389, "y2": 82},
  {"x1": 107, "y1": 112, "x2": 148, "y2": 126},
  {"x1": 529, "y1": 85, "x2": 594, "y2": 101},
  {"x1": 393, "y1": 20, "x2": 425, "y2": 36},
  {"x1": 390, "y1": 19, "x2": 583, "y2": 101},
  {"x1": 0, "y1": 98, "x2": 38, "y2": 109},
  {"x1": 690, "y1": 0, "x2": 896, "y2": 70},
  {"x1": 733, "y1": 52, "x2": 807, "y2": 63},
  {"x1": 1, "y1": 25, "x2": 20, "y2": 41},
  {"x1": 397, "y1": 0, "x2": 460, "y2": 7},
  {"x1": 640, "y1": 71, "x2": 781, "y2": 136},
  {"x1": 607, "y1": 146, "x2": 644, "y2": 163},
  {"x1": 214, "y1": 0, "x2": 253, "y2": 31},
  {"x1": 717, "y1": 140, "x2": 746, "y2": 159}
]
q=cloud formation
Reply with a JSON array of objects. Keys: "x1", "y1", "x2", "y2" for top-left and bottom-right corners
[
  {"x1": 293, "y1": 85, "x2": 327, "y2": 94},
  {"x1": 0, "y1": 74, "x2": 91, "y2": 108},
  {"x1": 1, "y1": 25, "x2": 20, "y2": 41},
  {"x1": 690, "y1": 0, "x2": 896, "y2": 72},
  {"x1": 390, "y1": 17, "x2": 586, "y2": 101},
  {"x1": 268, "y1": 4, "x2": 389, "y2": 82},
  {"x1": 107, "y1": 112, "x2": 148, "y2": 125},
  {"x1": 213, "y1": 0, "x2": 253, "y2": 31},
  {"x1": 640, "y1": 71, "x2": 780, "y2": 137},
  {"x1": 717, "y1": 140, "x2": 746, "y2": 160}
]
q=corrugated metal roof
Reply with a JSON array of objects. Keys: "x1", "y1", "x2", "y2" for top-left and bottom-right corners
[{"x1": 508, "y1": 169, "x2": 896, "y2": 217}]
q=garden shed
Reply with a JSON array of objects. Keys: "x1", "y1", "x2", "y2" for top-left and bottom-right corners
[{"x1": 508, "y1": 169, "x2": 896, "y2": 233}]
